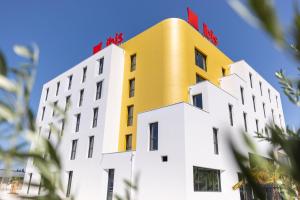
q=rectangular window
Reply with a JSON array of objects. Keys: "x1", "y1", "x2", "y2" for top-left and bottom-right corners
[
  {"x1": 127, "y1": 105, "x2": 134, "y2": 126},
  {"x1": 222, "y1": 68, "x2": 226, "y2": 77},
  {"x1": 79, "y1": 89, "x2": 84, "y2": 107},
  {"x1": 279, "y1": 114, "x2": 282, "y2": 128},
  {"x1": 262, "y1": 103, "x2": 266, "y2": 118},
  {"x1": 48, "y1": 125, "x2": 52, "y2": 140},
  {"x1": 125, "y1": 134, "x2": 132, "y2": 151},
  {"x1": 259, "y1": 81, "x2": 263, "y2": 96},
  {"x1": 268, "y1": 89, "x2": 271, "y2": 102},
  {"x1": 68, "y1": 75, "x2": 73, "y2": 90},
  {"x1": 240, "y1": 87, "x2": 244, "y2": 105},
  {"x1": 130, "y1": 54, "x2": 136, "y2": 72},
  {"x1": 195, "y1": 49, "x2": 206, "y2": 71},
  {"x1": 271, "y1": 109, "x2": 275, "y2": 122},
  {"x1": 192, "y1": 93, "x2": 203, "y2": 109},
  {"x1": 276, "y1": 96, "x2": 279, "y2": 108},
  {"x1": 70, "y1": 140, "x2": 78, "y2": 160},
  {"x1": 196, "y1": 74, "x2": 205, "y2": 83},
  {"x1": 65, "y1": 95, "x2": 71, "y2": 112},
  {"x1": 243, "y1": 112, "x2": 248, "y2": 132},
  {"x1": 88, "y1": 136, "x2": 94, "y2": 158},
  {"x1": 92, "y1": 108, "x2": 98, "y2": 128},
  {"x1": 106, "y1": 169, "x2": 115, "y2": 200},
  {"x1": 228, "y1": 104, "x2": 233, "y2": 126},
  {"x1": 66, "y1": 171, "x2": 73, "y2": 197},
  {"x1": 61, "y1": 119, "x2": 65, "y2": 136},
  {"x1": 96, "y1": 81, "x2": 103, "y2": 100},
  {"x1": 99, "y1": 57, "x2": 104, "y2": 74},
  {"x1": 82, "y1": 67, "x2": 87, "y2": 83},
  {"x1": 255, "y1": 119, "x2": 259, "y2": 133},
  {"x1": 27, "y1": 173, "x2": 32, "y2": 194},
  {"x1": 75, "y1": 114, "x2": 80, "y2": 132},
  {"x1": 249, "y1": 73, "x2": 253, "y2": 88},
  {"x1": 213, "y1": 128, "x2": 219, "y2": 155},
  {"x1": 45, "y1": 88, "x2": 49, "y2": 101},
  {"x1": 252, "y1": 95, "x2": 256, "y2": 112},
  {"x1": 193, "y1": 166, "x2": 221, "y2": 192},
  {"x1": 129, "y1": 78, "x2": 135, "y2": 98},
  {"x1": 149, "y1": 122, "x2": 158, "y2": 151},
  {"x1": 41, "y1": 106, "x2": 45, "y2": 121},
  {"x1": 53, "y1": 101, "x2": 58, "y2": 116}
]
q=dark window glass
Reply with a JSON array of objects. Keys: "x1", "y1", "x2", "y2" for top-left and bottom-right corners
[
  {"x1": 70, "y1": 140, "x2": 78, "y2": 160},
  {"x1": 240, "y1": 87, "x2": 244, "y2": 105},
  {"x1": 68, "y1": 75, "x2": 73, "y2": 90},
  {"x1": 228, "y1": 104, "x2": 233, "y2": 126},
  {"x1": 243, "y1": 112, "x2": 248, "y2": 132},
  {"x1": 106, "y1": 169, "x2": 115, "y2": 200},
  {"x1": 45, "y1": 88, "x2": 49, "y2": 101},
  {"x1": 279, "y1": 114, "x2": 282, "y2": 128},
  {"x1": 75, "y1": 114, "x2": 80, "y2": 132},
  {"x1": 195, "y1": 49, "x2": 206, "y2": 70},
  {"x1": 255, "y1": 119, "x2": 259, "y2": 133},
  {"x1": 92, "y1": 108, "x2": 98, "y2": 128},
  {"x1": 65, "y1": 95, "x2": 71, "y2": 112},
  {"x1": 193, "y1": 94, "x2": 203, "y2": 109},
  {"x1": 96, "y1": 81, "x2": 103, "y2": 100},
  {"x1": 82, "y1": 67, "x2": 87, "y2": 83},
  {"x1": 259, "y1": 81, "x2": 263, "y2": 96},
  {"x1": 222, "y1": 68, "x2": 226, "y2": 77},
  {"x1": 249, "y1": 73, "x2": 253, "y2": 88},
  {"x1": 129, "y1": 79, "x2": 135, "y2": 97},
  {"x1": 53, "y1": 101, "x2": 58, "y2": 116},
  {"x1": 88, "y1": 136, "x2": 94, "y2": 158},
  {"x1": 213, "y1": 128, "x2": 219, "y2": 155},
  {"x1": 48, "y1": 125, "x2": 52, "y2": 140},
  {"x1": 126, "y1": 134, "x2": 132, "y2": 151},
  {"x1": 79, "y1": 89, "x2": 84, "y2": 107},
  {"x1": 61, "y1": 119, "x2": 65, "y2": 136},
  {"x1": 99, "y1": 58, "x2": 104, "y2": 74},
  {"x1": 27, "y1": 173, "x2": 32, "y2": 194},
  {"x1": 262, "y1": 103, "x2": 266, "y2": 118},
  {"x1": 130, "y1": 54, "x2": 136, "y2": 72},
  {"x1": 193, "y1": 166, "x2": 221, "y2": 192},
  {"x1": 252, "y1": 95, "x2": 256, "y2": 112},
  {"x1": 56, "y1": 82, "x2": 60, "y2": 96},
  {"x1": 271, "y1": 109, "x2": 275, "y2": 122},
  {"x1": 66, "y1": 171, "x2": 73, "y2": 197},
  {"x1": 196, "y1": 74, "x2": 205, "y2": 83},
  {"x1": 41, "y1": 106, "x2": 45, "y2": 121},
  {"x1": 238, "y1": 173, "x2": 253, "y2": 200},
  {"x1": 127, "y1": 105, "x2": 134, "y2": 126},
  {"x1": 149, "y1": 122, "x2": 158, "y2": 151},
  {"x1": 276, "y1": 96, "x2": 279, "y2": 108},
  {"x1": 268, "y1": 89, "x2": 271, "y2": 102}
]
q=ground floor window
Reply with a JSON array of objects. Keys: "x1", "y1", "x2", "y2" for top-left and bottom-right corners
[{"x1": 193, "y1": 166, "x2": 221, "y2": 192}]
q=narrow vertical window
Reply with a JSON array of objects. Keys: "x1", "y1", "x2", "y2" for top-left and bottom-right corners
[
  {"x1": 70, "y1": 140, "x2": 78, "y2": 160},
  {"x1": 149, "y1": 122, "x2": 158, "y2": 151},
  {"x1": 82, "y1": 67, "x2": 87, "y2": 83},
  {"x1": 255, "y1": 119, "x2": 259, "y2": 133},
  {"x1": 92, "y1": 108, "x2": 98, "y2": 128},
  {"x1": 196, "y1": 74, "x2": 205, "y2": 83},
  {"x1": 61, "y1": 119, "x2": 65, "y2": 136},
  {"x1": 38, "y1": 178, "x2": 42, "y2": 195},
  {"x1": 27, "y1": 173, "x2": 33, "y2": 194},
  {"x1": 65, "y1": 95, "x2": 71, "y2": 112},
  {"x1": 192, "y1": 93, "x2": 203, "y2": 109},
  {"x1": 130, "y1": 54, "x2": 136, "y2": 72},
  {"x1": 259, "y1": 81, "x2": 263, "y2": 96},
  {"x1": 228, "y1": 104, "x2": 233, "y2": 126},
  {"x1": 88, "y1": 136, "x2": 94, "y2": 158},
  {"x1": 268, "y1": 89, "x2": 271, "y2": 102},
  {"x1": 48, "y1": 125, "x2": 52, "y2": 140},
  {"x1": 68, "y1": 75, "x2": 73, "y2": 90},
  {"x1": 125, "y1": 134, "x2": 132, "y2": 151},
  {"x1": 66, "y1": 171, "x2": 73, "y2": 197},
  {"x1": 276, "y1": 96, "x2": 279, "y2": 108},
  {"x1": 96, "y1": 81, "x2": 103, "y2": 100},
  {"x1": 75, "y1": 114, "x2": 80, "y2": 132},
  {"x1": 99, "y1": 57, "x2": 104, "y2": 74},
  {"x1": 79, "y1": 89, "x2": 84, "y2": 107},
  {"x1": 106, "y1": 169, "x2": 115, "y2": 200},
  {"x1": 243, "y1": 112, "x2": 248, "y2": 132},
  {"x1": 41, "y1": 106, "x2": 45, "y2": 121},
  {"x1": 213, "y1": 128, "x2": 219, "y2": 155},
  {"x1": 279, "y1": 114, "x2": 282, "y2": 128},
  {"x1": 249, "y1": 73, "x2": 253, "y2": 88},
  {"x1": 195, "y1": 49, "x2": 206, "y2": 71},
  {"x1": 222, "y1": 68, "x2": 226, "y2": 77},
  {"x1": 53, "y1": 101, "x2": 58, "y2": 116},
  {"x1": 271, "y1": 109, "x2": 275, "y2": 122},
  {"x1": 262, "y1": 103, "x2": 266, "y2": 118},
  {"x1": 129, "y1": 78, "x2": 135, "y2": 98},
  {"x1": 240, "y1": 87, "x2": 244, "y2": 105},
  {"x1": 45, "y1": 88, "x2": 49, "y2": 101},
  {"x1": 127, "y1": 105, "x2": 134, "y2": 126},
  {"x1": 252, "y1": 95, "x2": 256, "y2": 112},
  {"x1": 56, "y1": 82, "x2": 60, "y2": 96}
]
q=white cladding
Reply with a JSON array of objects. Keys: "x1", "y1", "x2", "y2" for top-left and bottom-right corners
[{"x1": 23, "y1": 45, "x2": 285, "y2": 200}]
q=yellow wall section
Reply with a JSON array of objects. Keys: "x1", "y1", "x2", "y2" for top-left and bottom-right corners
[{"x1": 118, "y1": 18, "x2": 233, "y2": 151}]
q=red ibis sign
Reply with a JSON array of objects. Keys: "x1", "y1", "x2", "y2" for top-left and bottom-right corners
[{"x1": 93, "y1": 32, "x2": 124, "y2": 54}]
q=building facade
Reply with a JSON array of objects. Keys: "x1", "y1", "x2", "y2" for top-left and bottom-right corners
[{"x1": 23, "y1": 18, "x2": 285, "y2": 200}]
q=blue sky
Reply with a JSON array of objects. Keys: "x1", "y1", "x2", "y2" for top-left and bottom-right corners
[{"x1": 0, "y1": 0, "x2": 299, "y2": 129}]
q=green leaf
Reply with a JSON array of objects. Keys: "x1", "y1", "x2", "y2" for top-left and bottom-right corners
[
  {"x1": 0, "y1": 100, "x2": 14, "y2": 121},
  {"x1": 0, "y1": 74, "x2": 17, "y2": 93},
  {"x1": 13, "y1": 45, "x2": 33, "y2": 59}
]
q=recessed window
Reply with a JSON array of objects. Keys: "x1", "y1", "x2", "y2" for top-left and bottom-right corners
[
  {"x1": 276, "y1": 96, "x2": 279, "y2": 108},
  {"x1": 255, "y1": 119, "x2": 259, "y2": 133},
  {"x1": 70, "y1": 140, "x2": 78, "y2": 160},
  {"x1": 271, "y1": 109, "x2": 275, "y2": 122},
  {"x1": 65, "y1": 95, "x2": 71, "y2": 112},
  {"x1": 249, "y1": 73, "x2": 253, "y2": 89},
  {"x1": 41, "y1": 106, "x2": 45, "y2": 121},
  {"x1": 259, "y1": 81, "x2": 263, "y2": 96},
  {"x1": 27, "y1": 173, "x2": 33, "y2": 194},
  {"x1": 243, "y1": 112, "x2": 248, "y2": 132},
  {"x1": 92, "y1": 107, "x2": 98, "y2": 128},
  {"x1": 66, "y1": 171, "x2": 73, "y2": 197},
  {"x1": 252, "y1": 95, "x2": 256, "y2": 112},
  {"x1": 228, "y1": 104, "x2": 233, "y2": 126},
  {"x1": 127, "y1": 105, "x2": 134, "y2": 126},
  {"x1": 53, "y1": 101, "x2": 58, "y2": 116},
  {"x1": 129, "y1": 78, "x2": 135, "y2": 98},
  {"x1": 82, "y1": 67, "x2": 87, "y2": 83},
  {"x1": 125, "y1": 134, "x2": 132, "y2": 151},
  {"x1": 268, "y1": 89, "x2": 271, "y2": 103},
  {"x1": 279, "y1": 114, "x2": 282, "y2": 128},
  {"x1": 262, "y1": 103, "x2": 266, "y2": 118},
  {"x1": 88, "y1": 136, "x2": 94, "y2": 158},
  {"x1": 79, "y1": 89, "x2": 84, "y2": 107},
  {"x1": 56, "y1": 82, "x2": 60, "y2": 96},
  {"x1": 222, "y1": 68, "x2": 226, "y2": 77},
  {"x1": 106, "y1": 169, "x2": 115, "y2": 200},
  {"x1": 213, "y1": 128, "x2": 219, "y2": 155},
  {"x1": 48, "y1": 125, "x2": 52, "y2": 140},
  {"x1": 192, "y1": 93, "x2": 203, "y2": 109},
  {"x1": 161, "y1": 155, "x2": 168, "y2": 162},
  {"x1": 96, "y1": 81, "x2": 103, "y2": 100},
  {"x1": 193, "y1": 166, "x2": 221, "y2": 192},
  {"x1": 195, "y1": 49, "x2": 206, "y2": 71},
  {"x1": 45, "y1": 88, "x2": 49, "y2": 101},
  {"x1": 68, "y1": 75, "x2": 72, "y2": 90},
  {"x1": 99, "y1": 57, "x2": 104, "y2": 74},
  {"x1": 149, "y1": 122, "x2": 158, "y2": 151},
  {"x1": 75, "y1": 114, "x2": 81, "y2": 132},
  {"x1": 196, "y1": 74, "x2": 205, "y2": 83},
  {"x1": 240, "y1": 87, "x2": 244, "y2": 105},
  {"x1": 130, "y1": 54, "x2": 136, "y2": 72}
]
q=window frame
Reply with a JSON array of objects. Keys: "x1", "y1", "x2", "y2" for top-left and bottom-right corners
[
  {"x1": 92, "y1": 107, "x2": 99, "y2": 128},
  {"x1": 88, "y1": 136, "x2": 94, "y2": 158},
  {"x1": 130, "y1": 54, "x2": 136, "y2": 72},
  {"x1": 127, "y1": 105, "x2": 134, "y2": 126},
  {"x1": 192, "y1": 93, "x2": 203, "y2": 109},
  {"x1": 193, "y1": 166, "x2": 221, "y2": 192},
  {"x1": 149, "y1": 122, "x2": 158, "y2": 151},
  {"x1": 195, "y1": 48, "x2": 207, "y2": 71},
  {"x1": 70, "y1": 139, "x2": 78, "y2": 160}
]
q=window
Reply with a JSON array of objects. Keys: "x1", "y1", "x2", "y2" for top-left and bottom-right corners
[
  {"x1": 192, "y1": 94, "x2": 203, "y2": 109},
  {"x1": 262, "y1": 103, "x2": 266, "y2": 118},
  {"x1": 106, "y1": 169, "x2": 115, "y2": 200},
  {"x1": 38, "y1": 178, "x2": 43, "y2": 195},
  {"x1": 222, "y1": 68, "x2": 226, "y2": 77},
  {"x1": 276, "y1": 96, "x2": 279, "y2": 108},
  {"x1": 255, "y1": 119, "x2": 259, "y2": 133},
  {"x1": 53, "y1": 101, "x2": 58, "y2": 116},
  {"x1": 129, "y1": 79, "x2": 135, "y2": 98},
  {"x1": 88, "y1": 136, "x2": 94, "y2": 158},
  {"x1": 193, "y1": 166, "x2": 221, "y2": 192},
  {"x1": 56, "y1": 82, "x2": 60, "y2": 96},
  {"x1": 66, "y1": 171, "x2": 73, "y2": 197},
  {"x1": 240, "y1": 87, "x2": 244, "y2": 105},
  {"x1": 65, "y1": 95, "x2": 71, "y2": 112},
  {"x1": 268, "y1": 89, "x2": 271, "y2": 102},
  {"x1": 41, "y1": 106, "x2": 45, "y2": 121},
  {"x1": 48, "y1": 125, "x2": 52, "y2": 140},
  {"x1": 243, "y1": 112, "x2": 248, "y2": 132},
  {"x1": 99, "y1": 58, "x2": 104, "y2": 74},
  {"x1": 127, "y1": 105, "x2": 134, "y2": 126},
  {"x1": 125, "y1": 134, "x2": 132, "y2": 151},
  {"x1": 161, "y1": 155, "x2": 168, "y2": 162},
  {"x1": 196, "y1": 74, "x2": 205, "y2": 83},
  {"x1": 130, "y1": 54, "x2": 136, "y2": 72},
  {"x1": 75, "y1": 114, "x2": 80, "y2": 132},
  {"x1": 213, "y1": 128, "x2": 219, "y2": 155},
  {"x1": 27, "y1": 173, "x2": 32, "y2": 194},
  {"x1": 228, "y1": 104, "x2": 233, "y2": 126},
  {"x1": 61, "y1": 119, "x2": 65, "y2": 136},
  {"x1": 271, "y1": 109, "x2": 275, "y2": 122},
  {"x1": 259, "y1": 81, "x2": 263, "y2": 96},
  {"x1": 96, "y1": 81, "x2": 103, "y2": 100},
  {"x1": 70, "y1": 140, "x2": 78, "y2": 160},
  {"x1": 68, "y1": 75, "x2": 73, "y2": 90},
  {"x1": 279, "y1": 114, "x2": 282, "y2": 128},
  {"x1": 195, "y1": 49, "x2": 206, "y2": 71},
  {"x1": 92, "y1": 108, "x2": 98, "y2": 128},
  {"x1": 82, "y1": 67, "x2": 87, "y2": 83},
  {"x1": 252, "y1": 95, "x2": 256, "y2": 112},
  {"x1": 249, "y1": 73, "x2": 253, "y2": 88},
  {"x1": 149, "y1": 122, "x2": 158, "y2": 151},
  {"x1": 45, "y1": 88, "x2": 49, "y2": 101},
  {"x1": 79, "y1": 89, "x2": 84, "y2": 107}
]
